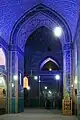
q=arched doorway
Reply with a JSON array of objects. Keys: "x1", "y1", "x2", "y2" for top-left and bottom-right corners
[
  {"x1": 24, "y1": 26, "x2": 63, "y2": 109},
  {"x1": 9, "y1": 4, "x2": 72, "y2": 113},
  {"x1": 39, "y1": 59, "x2": 62, "y2": 109}
]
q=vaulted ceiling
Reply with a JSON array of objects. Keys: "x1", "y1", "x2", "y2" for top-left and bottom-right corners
[
  {"x1": 24, "y1": 26, "x2": 63, "y2": 73},
  {"x1": 26, "y1": 26, "x2": 62, "y2": 52},
  {"x1": 0, "y1": 0, "x2": 78, "y2": 43}
]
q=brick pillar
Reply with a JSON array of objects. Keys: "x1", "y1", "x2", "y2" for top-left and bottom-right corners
[
  {"x1": 8, "y1": 45, "x2": 18, "y2": 113},
  {"x1": 63, "y1": 43, "x2": 72, "y2": 98}
]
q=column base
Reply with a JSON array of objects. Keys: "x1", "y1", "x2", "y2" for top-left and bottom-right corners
[
  {"x1": 9, "y1": 97, "x2": 24, "y2": 113},
  {"x1": 18, "y1": 97, "x2": 24, "y2": 113}
]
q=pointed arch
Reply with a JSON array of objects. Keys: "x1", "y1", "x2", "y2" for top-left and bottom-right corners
[
  {"x1": 10, "y1": 4, "x2": 72, "y2": 51},
  {"x1": 40, "y1": 57, "x2": 59, "y2": 70}
]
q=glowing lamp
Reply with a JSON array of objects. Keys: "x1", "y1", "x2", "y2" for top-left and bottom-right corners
[
  {"x1": 23, "y1": 77, "x2": 28, "y2": 88},
  {"x1": 13, "y1": 75, "x2": 18, "y2": 81},
  {"x1": 12, "y1": 83, "x2": 14, "y2": 88},
  {"x1": 71, "y1": 84, "x2": 73, "y2": 88},
  {"x1": 44, "y1": 86, "x2": 47, "y2": 90},
  {"x1": 54, "y1": 26, "x2": 62, "y2": 37},
  {"x1": 55, "y1": 74, "x2": 60, "y2": 80},
  {"x1": 34, "y1": 76, "x2": 38, "y2": 80},
  {"x1": 49, "y1": 68, "x2": 52, "y2": 71},
  {"x1": 27, "y1": 86, "x2": 31, "y2": 90}
]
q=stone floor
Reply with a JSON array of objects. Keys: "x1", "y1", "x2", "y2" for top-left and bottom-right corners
[{"x1": 0, "y1": 109, "x2": 77, "y2": 120}]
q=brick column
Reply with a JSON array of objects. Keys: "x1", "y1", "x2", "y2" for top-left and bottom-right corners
[
  {"x1": 8, "y1": 45, "x2": 18, "y2": 113},
  {"x1": 63, "y1": 43, "x2": 72, "y2": 97}
]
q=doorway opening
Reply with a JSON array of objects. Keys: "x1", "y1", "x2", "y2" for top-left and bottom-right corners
[{"x1": 24, "y1": 26, "x2": 63, "y2": 110}]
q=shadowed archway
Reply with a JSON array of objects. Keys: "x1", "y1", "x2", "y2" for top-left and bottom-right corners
[
  {"x1": 24, "y1": 26, "x2": 63, "y2": 109},
  {"x1": 8, "y1": 4, "x2": 72, "y2": 113}
]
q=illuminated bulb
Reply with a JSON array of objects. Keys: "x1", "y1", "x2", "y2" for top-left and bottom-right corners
[
  {"x1": 39, "y1": 80, "x2": 40, "y2": 82},
  {"x1": 34, "y1": 76, "x2": 38, "y2": 80},
  {"x1": 55, "y1": 74, "x2": 60, "y2": 80},
  {"x1": 27, "y1": 86, "x2": 30, "y2": 90},
  {"x1": 44, "y1": 86, "x2": 47, "y2": 90},
  {"x1": 12, "y1": 83, "x2": 14, "y2": 88},
  {"x1": 49, "y1": 68, "x2": 52, "y2": 71},
  {"x1": 71, "y1": 84, "x2": 73, "y2": 87},
  {"x1": 54, "y1": 26, "x2": 62, "y2": 37},
  {"x1": 13, "y1": 75, "x2": 18, "y2": 81}
]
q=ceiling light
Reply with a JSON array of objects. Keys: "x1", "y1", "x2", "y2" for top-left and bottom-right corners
[
  {"x1": 54, "y1": 26, "x2": 62, "y2": 37},
  {"x1": 55, "y1": 74, "x2": 60, "y2": 80}
]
